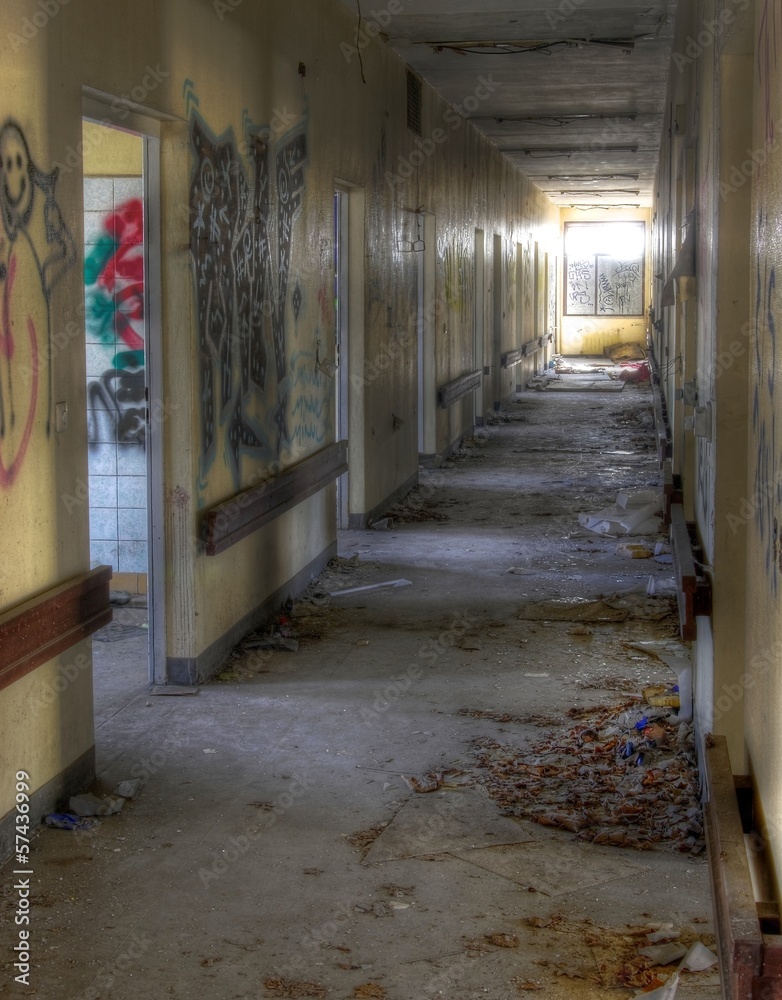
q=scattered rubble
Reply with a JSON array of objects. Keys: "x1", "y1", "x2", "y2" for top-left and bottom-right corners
[
  {"x1": 263, "y1": 978, "x2": 327, "y2": 998},
  {"x1": 471, "y1": 698, "x2": 703, "y2": 853},
  {"x1": 579, "y1": 489, "x2": 662, "y2": 536},
  {"x1": 346, "y1": 823, "x2": 388, "y2": 858},
  {"x1": 517, "y1": 592, "x2": 675, "y2": 623},
  {"x1": 69, "y1": 793, "x2": 125, "y2": 817}
]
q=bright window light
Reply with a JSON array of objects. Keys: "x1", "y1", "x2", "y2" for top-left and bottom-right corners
[
  {"x1": 564, "y1": 221, "x2": 645, "y2": 316},
  {"x1": 565, "y1": 222, "x2": 645, "y2": 258}
]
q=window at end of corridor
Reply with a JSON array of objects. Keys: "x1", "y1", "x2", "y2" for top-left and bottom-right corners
[{"x1": 564, "y1": 221, "x2": 645, "y2": 317}]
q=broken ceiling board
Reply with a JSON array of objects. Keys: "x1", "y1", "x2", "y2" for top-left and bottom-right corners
[
  {"x1": 149, "y1": 685, "x2": 200, "y2": 696},
  {"x1": 516, "y1": 595, "x2": 673, "y2": 623},
  {"x1": 364, "y1": 787, "x2": 535, "y2": 864},
  {"x1": 452, "y1": 841, "x2": 649, "y2": 896}
]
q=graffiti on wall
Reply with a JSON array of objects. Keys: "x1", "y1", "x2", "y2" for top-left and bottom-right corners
[
  {"x1": 0, "y1": 120, "x2": 75, "y2": 486},
  {"x1": 289, "y1": 350, "x2": 330, "y2": 447},
  {"x1": 566, "y1": 255, "x2": 643, "y2": 316},
  {"x1": 566, "y1": 258, "x2": 596, "y2": 314},
  {"x1": 188, "y1": 100, "x2": 308, "y2": 490},
  {"x1": 85, "y1": 196, "x2": 146, "y2": 446},
  {"x1": 596, "y1": 260, "x2": 643, "y2": 315}
]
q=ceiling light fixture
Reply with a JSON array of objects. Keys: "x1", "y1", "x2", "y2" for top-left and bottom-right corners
[
  {"x1": 489, "y1": 113, "x2": 640, "y2": 125},
  {"x1": 568, "y1": 203, "x2": 641, "y2": 209},
  {"x1": 558, "y1": 189, "x2": 640, "y2": 195},
  {"x1": 545, "y1": 174, "x2": 640, "y2": 181},
  {"x1": 504, "y1": 145, "x2": 640, "y2": 156}
]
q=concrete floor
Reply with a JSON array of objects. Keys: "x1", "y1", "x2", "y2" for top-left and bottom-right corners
[{"x1": 2, "y1": 374, "x2": 723, "y2": 1000}]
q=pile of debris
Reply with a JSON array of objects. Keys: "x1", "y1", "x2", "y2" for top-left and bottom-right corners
[
  {"x1": 382, "y1": 485, "x2": 449, "y2": 523},
  {"x1": 472, "y1": 698, "x2": 703, "y2": 853}
]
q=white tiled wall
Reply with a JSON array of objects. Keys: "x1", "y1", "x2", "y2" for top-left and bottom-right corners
[{"x1": 84, "y1": 175, "x2": 147, "y2": 575}]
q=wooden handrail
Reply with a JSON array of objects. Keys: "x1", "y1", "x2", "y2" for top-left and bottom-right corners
[
  {"x1": 704, "y1": 735, "x2": 764, "y2": 999},
  {"x1": 0, "y1": 566, "x2": 113, "y2": 692},
  {"x1": 669, "y1": 504, "x2": 711, "y2": 640},
  {"x1": 201, "y1": 441, "x2": 348, "y2": 555},
  {"x1": 437, "y1": 369, "x2": 481, "y2": 409}
]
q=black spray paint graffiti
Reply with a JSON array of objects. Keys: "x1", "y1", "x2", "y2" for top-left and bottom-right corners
[
  {"x1": 88, "y1": 369, "x2": 146, "y2": 446},
  {"x1": 0, "y1": 120, "x2": 75, "y2": 485},
  {"x1": 189, "y1": 107, "x2": 307, "y2": 489}
]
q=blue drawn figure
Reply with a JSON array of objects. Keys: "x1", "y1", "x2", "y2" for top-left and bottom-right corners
[{"x1": 0, "y1": 120, "x2": 76, "y2": 442}]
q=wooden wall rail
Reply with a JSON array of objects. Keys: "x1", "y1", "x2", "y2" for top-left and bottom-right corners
[
  {"x1": 663, "y1": 458, "x2": 683, "y2": 526},
  {"x1": 501, "y1": 348, "x2": 524, "y2": 369},
  {"x1": 652, "y1": 378, "x2": 672, "y2": 465},
  {"x1": 437, "y1": 370, "x2": 481, "y2": 409},
  {"x1": 669, "y1": 504, "x2": 712, "y2": 641},
  {"x1": 704, "y1": 735, "x2": 782, "y2": 999},
  {"x1": 202, "y1": 441, "x2": 348, "y2": 556},
  {"x1": 0, "y1": 566, "x2": 113, "y2": 692},
  {"x1": 501, "y1": 334, "x2": 553, "y2": 369}
]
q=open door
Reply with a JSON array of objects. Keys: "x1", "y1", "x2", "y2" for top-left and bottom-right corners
[{"x1": 81, "y1": 102, "x2": 165, "y2": 698}]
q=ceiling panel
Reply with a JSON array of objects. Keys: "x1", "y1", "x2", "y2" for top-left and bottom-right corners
[{"x1": 339, "y1": 0, "x2": 676, "y2": 206}]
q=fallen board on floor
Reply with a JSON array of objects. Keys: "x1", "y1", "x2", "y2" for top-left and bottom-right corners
[{"x1": 540, "y1": 380, "x2": 625, "y2": 392}]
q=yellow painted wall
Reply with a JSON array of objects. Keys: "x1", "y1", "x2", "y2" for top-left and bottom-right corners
[
  {"x1": 82, "y1": 121, "x2": 142, "y2": 176},
  {"x1": 0, "y1": 0, "x2": 97, "y2": 824},
  {"x1": 653, "y1": 0, "x2": 782, "y2": 891},
  {"x1": 745, "y1": 0, "x2": 782, "y2": 898},
  {"x1": 559, "y1": 207, "x2": 651, "y2": 356},
  {"x1": 0, "y1": 0, "x2": 561, "y2": 833}
]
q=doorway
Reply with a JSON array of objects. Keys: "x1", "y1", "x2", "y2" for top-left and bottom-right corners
[
  {"x1": 334, "y1": 187, "x2": 349, "y2": 529},
  {"x1": 492, "y1": 234, "x2": 503, "y2": 410},
  {"x1": 81, "y1": 106, "x2": 165, "y2": 703},
  {"x1": 474, "y1": 230, "x2": 485, "y2": 424},
  {"x1": 417, "y1": 213, "x2": 436, "y2": 456}
]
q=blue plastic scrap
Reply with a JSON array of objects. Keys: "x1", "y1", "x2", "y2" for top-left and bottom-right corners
[{"x1": 44, "y1": 813, "x2": 100, "y2": 831}]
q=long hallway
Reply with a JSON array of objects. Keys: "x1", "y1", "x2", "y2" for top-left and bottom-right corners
[{"x1": 2, "y1": 379, "x2": 721, "y2": 1000}]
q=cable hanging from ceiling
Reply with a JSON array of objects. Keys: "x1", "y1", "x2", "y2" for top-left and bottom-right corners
[{"x1": 424, "y1": 34, "x2": 652, "y2": 56}]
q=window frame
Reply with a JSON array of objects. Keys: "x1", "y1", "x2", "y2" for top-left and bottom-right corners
[{"x1": 563, "y1": 221, "x2": 645, "y2": 317}]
